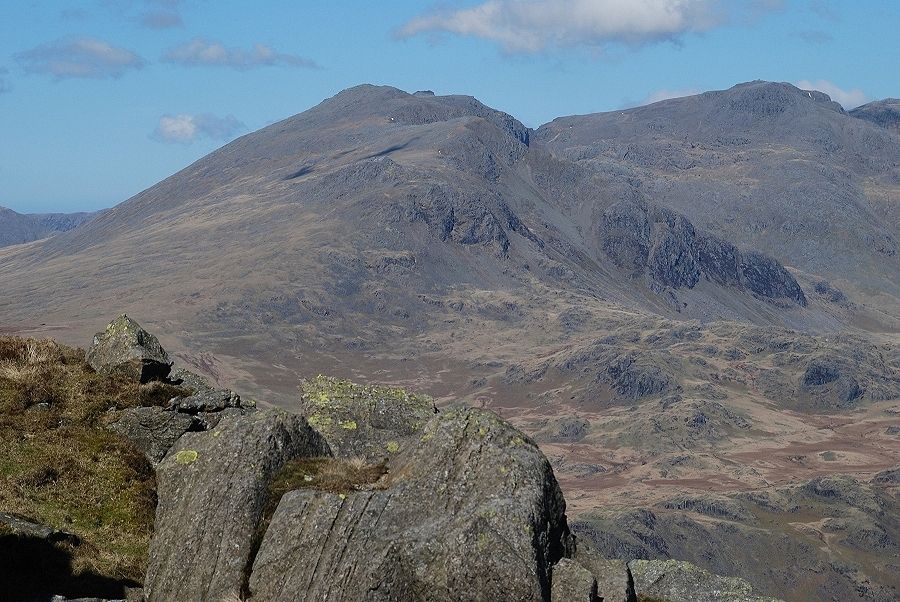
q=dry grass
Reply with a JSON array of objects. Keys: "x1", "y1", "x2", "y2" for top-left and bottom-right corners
[
  {"x1": 0, "y1": 335, "x2": 190, "y2": 585},
  {"x1": 270, "y1": 456, "x2": 388, "y2": 498}
]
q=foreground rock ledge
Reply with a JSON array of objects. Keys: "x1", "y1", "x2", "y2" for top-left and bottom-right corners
[
  {"x1": 144, "y1": 410, "x2": 329, "y2": 602},
  {"x1": 248, "y1": 407, "x2": 574, "y2": 601}
]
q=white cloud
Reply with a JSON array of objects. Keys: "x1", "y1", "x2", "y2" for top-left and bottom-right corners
[
  {"x1": 162, "y1": 37, "x2": 317, "y2": 70},
  {"x1": 152, "y1": 113, "x2": 246, "y2": 144},
  {"x1": 398, "y1": 0, "x2": 779, "y2": 52},
  {"x1": 795, "y1": 79, "x2": 867, "y2": 109},
  {"x1": 15, "y1": 37, "x2": 145, "y2": 80}
]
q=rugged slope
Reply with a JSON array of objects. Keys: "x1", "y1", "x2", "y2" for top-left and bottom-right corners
[
  {"x1": 536, "y1": 81, "x2": 900, "y2": 319},
  {"x1": 0, "y1": 206, "x2": 99, "y2": 248}
]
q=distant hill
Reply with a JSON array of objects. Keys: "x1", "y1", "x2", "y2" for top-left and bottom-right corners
[
  {"x1": 0, "y1": 206, "x2": 101, "y2": 248},
  {"x1": 851, "y1": 97, "x2": 900, "y2": 134}
]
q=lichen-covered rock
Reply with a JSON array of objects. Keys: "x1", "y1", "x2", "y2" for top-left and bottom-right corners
[
  {"x1": 247, "y1": 407, "x2": 574, "y2": 601},
  {"x1": 168, "y1": 388, "x2": 246, "y2": 413},
  {"x1": 298, "y1": 375, "x2": 437, "y2": 461},
  {"x1": 571, "y1": 547, "x2": 635, "y2": 602},
  {"x1": 144, "y1": 410, "x2": 329, "y2": 602},
  {"x1": 108, "y1": 406, "x2": 198, "y2": 463},
  {"x1": 86, "y1": 315, "x2": 171, "y2": 383},
  {"x1": 628, "y1": 559, "x2": 784, "y2": 602},
  {"x1": 551, "y1": 558, "x2": 599, "y2": 602}
]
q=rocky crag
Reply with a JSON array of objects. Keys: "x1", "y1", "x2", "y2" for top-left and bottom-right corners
[{"x1": 1, "y1": 317, "x2": 786, "y2": 602}]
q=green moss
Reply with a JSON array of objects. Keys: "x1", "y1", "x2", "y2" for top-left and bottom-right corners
[
  {"x1": 385, "y1": 440, "x2": 400, "y2": 453},
  {"x1": 339, "y1": 420, "x2": 358, "y2": 430},
  {"x1": 476, "y1": 531, "x2": 491, "y2": 551},
  {"x1": 281, "y1": 457, "x2": 385, "y2": 493}
]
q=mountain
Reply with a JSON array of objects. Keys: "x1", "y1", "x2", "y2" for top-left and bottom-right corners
[
  {"x1": 0, "y1": 206, "x2": 101, "y2": 248},
  {"x1": 0, "y1": 82, "x2": 898, "y2": 600},
  {"x1": 851, "y1": 98, "x2": 900, "y2": 134},
  {"x1": 536, "y1": 81, "x2": 900, "y2": 315}
]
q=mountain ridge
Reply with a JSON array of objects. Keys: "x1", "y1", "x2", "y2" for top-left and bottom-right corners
[{"x1": 0, "y1": 206, "x2": 101, "y2": 248}]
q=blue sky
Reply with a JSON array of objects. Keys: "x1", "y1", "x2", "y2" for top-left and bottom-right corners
[{"x1": 1, "y1": 0, "x2": 897, "y2": 213}]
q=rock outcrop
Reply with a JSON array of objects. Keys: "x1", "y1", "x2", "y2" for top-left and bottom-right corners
[
  {"x1": 299, "y1": 375, "x2": 437, "y2": 461},
  {"x1": 86, "y1": 315, "x2": 172, "y2": 383},
  {"x1": 109, "y1": 366, "x2": 256, "y2": 463},
  {"x1": 628, "y1": 559, "x2": 782, "y2": 602},
  {"x1": 0, "y1": 512, "x2": 80, "y2": 546},
  {"x1": 247, "y1": 408, "x2": 574, "y2": 601},
  {"x1": 144, "y1": 410, "x2": 329, "y2": 602},
  {"x1": 108, "y1": 407, "x2": 197, "y2": 464},
  {"x1": 600, "y1": 201, "x2": 806, "y2": 306}
]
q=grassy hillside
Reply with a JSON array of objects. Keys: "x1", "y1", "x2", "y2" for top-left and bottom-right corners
[{"x1": 0, "y1": 336, "x2": 187, "y2": 588}]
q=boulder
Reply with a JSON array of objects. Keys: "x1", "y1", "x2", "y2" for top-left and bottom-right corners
[
  {"x1": 108, "y1": 407, "x2": 198, "y2": 463},
  {"x1": 86, "y1": 315, "x2": 171, "y2": 383},
  {"x1": 247, "y1": 407, "x2": 575, "y2": 601},
  {"x1": 299, "y1": 375, "x2": 437, "y2": 461},
  {"x1": 571, "y1": 547, "x2": 635, "y2": 602},
  {"x1": 628, "y1": 559, "x2": 783, "y2": 602},
  {"x1": 551, "y1": 558, "x2": 599, "y2": 602},
  {"x1": 168, "y1": 388, "x2": 245, "y2": 413},
  {"x1": 144, "y1": 410, "x2": 329, "y2": 602}
]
